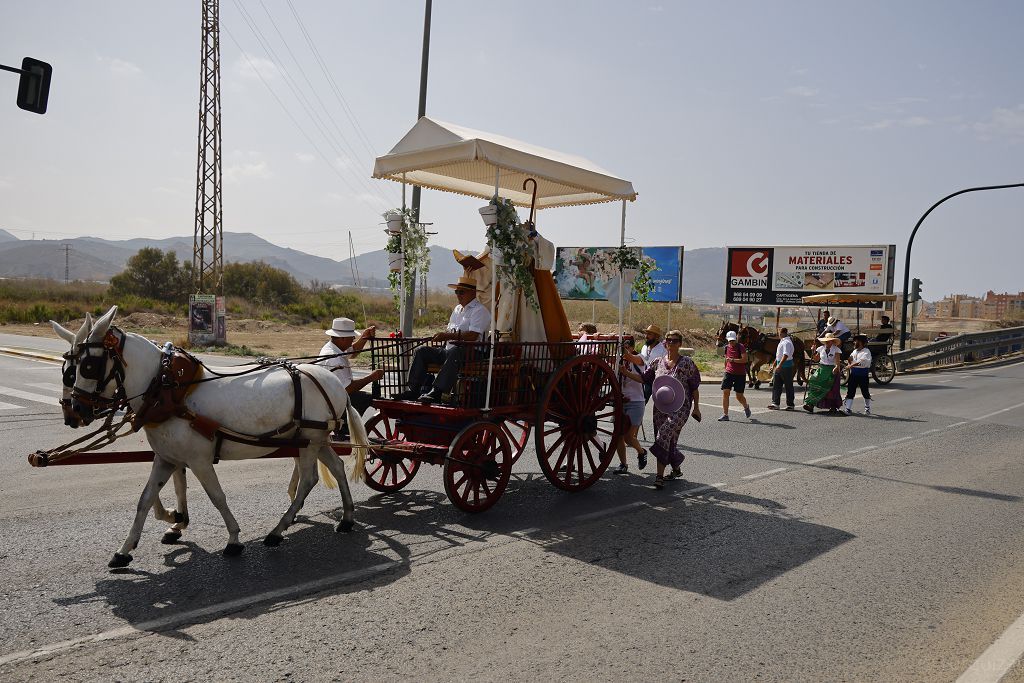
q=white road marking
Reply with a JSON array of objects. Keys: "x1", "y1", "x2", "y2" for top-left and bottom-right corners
[
  {"x1": 681, "y1": 482, "x2": 727, "y2": 495},
  {"x1": 972, "y1": 402, "x2": 1024, "y2": 422},
  {"x1": 742, "y1": 467, "x2": 788, "y2": 480},
  {"x1": 886, "y1": 436, "x2": 916, "y2": 445},
  {"x1": 0, "y1": 561, "x2": 403, "y2": 667},
  {"x1": 938, "y1": 379, "x2": 954, "y2": 384},
  {"x1": 956, "y1": 609, "x2": 1024, "y2": 683},
  {"x1": 0, "y1": 385, "x2": 61, "y2": 405},
  {"x1": 920, "y1": 428, "x2": 943, "y2": 435},
  {"x1": 26, "y1": 382, "x2": 62, "y2": 393},
  {"x1": 0, "y1": 401, "x2": 21, "y2": 411},
  {"x1": 804, "y1": 453, "x2": 845, "y2": 464},
  {"x1": 848, "y1": 445, "x2": 876, "y2": 454}
]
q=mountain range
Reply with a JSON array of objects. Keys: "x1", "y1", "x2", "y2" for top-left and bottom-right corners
[{"x1": 0, "y1": 229, "x2": 727, "y2": 302}]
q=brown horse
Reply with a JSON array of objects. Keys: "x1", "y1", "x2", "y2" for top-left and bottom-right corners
[{"x1": 715, "y1": 321, "x2": 807, "y2": 388}]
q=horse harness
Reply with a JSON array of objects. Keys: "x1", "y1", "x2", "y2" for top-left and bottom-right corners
[{"x1": 70, "y1": 328, "x2": 344, "y2": 463}]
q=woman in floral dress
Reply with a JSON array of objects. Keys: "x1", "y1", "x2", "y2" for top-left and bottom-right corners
[{"x1": 640, "y1": 330, "x2": 702, "y2": 489}]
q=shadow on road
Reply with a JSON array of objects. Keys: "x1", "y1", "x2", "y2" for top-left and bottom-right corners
[{"x1": 55, "y1": 519, "x2": 413, "y2": 637}]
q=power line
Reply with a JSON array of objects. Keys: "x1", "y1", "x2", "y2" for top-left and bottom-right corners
[
  {"x1": 222, "y1": 24, "x2": 387, "y2": 217},
  {"x1": 284, "y1": 0, "x2": 382, "y2": 162},
  {"x1": 256, "y1": 0, "x2": 396, "y2": 205},
  {"x1": 229, "y1": 0, "x2": 393, "y2": 207}
]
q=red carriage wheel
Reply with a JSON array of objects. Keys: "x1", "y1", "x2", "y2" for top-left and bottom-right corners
[
  {"x1": 535, "y1": 355, "x2": 623, "y2": 491},
  {"x1": 443, "y1": 421, "x2": 512, "y2": 513},
  {"x1": 499, "y1": 418, "x2": 531, "y2": 465},
  {"x1": 362, "y1": 413, "x2": 420, "y2": 493}
]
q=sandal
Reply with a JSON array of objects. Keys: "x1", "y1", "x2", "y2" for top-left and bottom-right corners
[{"x1": 653, "y1": 476, "x2": 665, "y2": 490}]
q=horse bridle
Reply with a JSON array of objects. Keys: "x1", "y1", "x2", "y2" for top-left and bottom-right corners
[{"x1": 66, "y1": 327, "x2": 129, "y2": 412}]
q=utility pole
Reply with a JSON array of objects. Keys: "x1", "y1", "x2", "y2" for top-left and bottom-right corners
[
  {"x1": 403, "y1": 0, "x2": 432, "y2": 336},
  {"x1": 192, "y1": 0, "x2": 224, "y2": 296},
  {"x1": 63, "y1": 244, "x2": 69, "y2": 285}
]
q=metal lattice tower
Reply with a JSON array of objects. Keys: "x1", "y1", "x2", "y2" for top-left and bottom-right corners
[{"x1": 192, "y1": 0, "x2": 223, "y2": 294}]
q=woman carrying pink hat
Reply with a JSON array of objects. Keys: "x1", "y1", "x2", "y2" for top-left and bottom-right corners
[{"x1": 637, "y1": 329, "x2": 702, "y2": 489}]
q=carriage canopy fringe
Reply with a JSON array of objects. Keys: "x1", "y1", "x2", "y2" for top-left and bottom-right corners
[{"x1": 372, "y1": 117, "x2": 637, "y2": 209}]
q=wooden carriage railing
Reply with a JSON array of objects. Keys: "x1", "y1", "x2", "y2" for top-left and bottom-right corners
[{"x1": 367, "y1": 336, "x2": 626, "y2": 409}]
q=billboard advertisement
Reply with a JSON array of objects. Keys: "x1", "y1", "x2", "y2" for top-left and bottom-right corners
[
  {"x1": 189, "y1": 294, "x2": 216, "y2": 345},
  {"x1": 554, "y1": 246, "x2": 684, "y2": 303},
  {"x1": 725, "y1": 244, "x2": 895, "y2": 306}
]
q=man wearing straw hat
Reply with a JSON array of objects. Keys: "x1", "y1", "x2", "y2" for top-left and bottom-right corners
[
  {"x1": 397, "y1": 275, "x2": 491, "y2": 403},
  {"x1": 639, "y1": 324, "x2": 667, "y2": 403},
  {"x1": 320, "y1": 317, "x2": 382, "y2": 432}
]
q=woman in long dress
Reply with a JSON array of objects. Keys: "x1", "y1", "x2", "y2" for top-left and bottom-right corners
[
  {"x1": 640, "y1": 330, "x2": 702, "y2": 489},
  {"x1": 803, "y1": 334, "x2": 844, "y2": 413}
]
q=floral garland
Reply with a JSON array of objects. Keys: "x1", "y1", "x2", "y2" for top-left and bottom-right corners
[
  {"x1": 383, "y1": 207, "x2": 430, "y2": 308},
  {"x1": 485, "y1": 196, "x2": 538, "y2": 309},
  {"x1": 611, "y1": 245, "x2": 655, "y2": 302}
]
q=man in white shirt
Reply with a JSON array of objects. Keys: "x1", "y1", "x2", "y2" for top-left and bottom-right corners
[
  {"x1": 639, "y1": 324, "x2": 667, "y2": 402},
  {"x1": 320, "y1": 317, "x2": 383, "y2": 432},
  {"x1": 824, "y1": 316, "x2": 852, "y2": 343},
  {"x1": 843, "y1": 334, "x2": 873, "y2": 414},
  {"x1": 398, "y1": 276, "x2": 491, "y2": 403},
  {"x1": 767, "y1": 327, "x2": 796, "y2": 410}
]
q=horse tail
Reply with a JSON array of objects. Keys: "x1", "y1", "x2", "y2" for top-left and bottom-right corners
[
  {"x1": 319, "y1": 459, "x2": 338, "y2": 490},
  {"x1": 345, "y1": 402, "x2": 367, "y2": 483}
]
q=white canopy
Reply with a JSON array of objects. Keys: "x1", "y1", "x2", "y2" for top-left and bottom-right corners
[{"x1": 372, "y1": 117, "x2": 637, "y2": 209}]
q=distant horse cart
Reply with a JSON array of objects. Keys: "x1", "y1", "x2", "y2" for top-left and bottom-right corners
[
  {"x1": 802, "y1": 293, "x2": 898, "y2": 385},
  {"x1": 715, "y1": 321, "x2": 808, "y2": 388}
]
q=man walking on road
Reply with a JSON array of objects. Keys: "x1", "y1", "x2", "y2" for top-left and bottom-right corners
[
  {"x1": 719, "y1": 330, "x2": 752, "y2": 421},
  {"x1": 767, "y1": 327, "x2": 796, "y2": 410}
]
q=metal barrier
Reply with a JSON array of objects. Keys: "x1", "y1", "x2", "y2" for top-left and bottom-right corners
[{"x1": 891, "y1": 325, "x2": 1024, "y2": 372}]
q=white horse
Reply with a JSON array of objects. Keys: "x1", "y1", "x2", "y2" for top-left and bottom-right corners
[
  {"x1": 55, "y1": 317, "x2": 339, "y2": 546},
  {"x1": 55, "y1": 306, "x2": 368, "y2": 568}
]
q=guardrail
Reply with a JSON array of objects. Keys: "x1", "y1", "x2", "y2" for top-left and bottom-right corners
[{"x1": 891, "y1": 325, "x2": 1024, "y2": 372}]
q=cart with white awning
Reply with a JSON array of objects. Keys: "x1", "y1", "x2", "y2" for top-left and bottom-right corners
[{"x1": 362, "y1": 117, "x2": 639, "y2": 512}]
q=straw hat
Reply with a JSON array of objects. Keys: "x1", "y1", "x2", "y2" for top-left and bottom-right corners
[
  {"x1": 644, "y1": 324, "x2": 662, "y2": 337},
  {"x1": 447, "y1": 275, "x2": 478, "y2": 291},
  {"x1": 325, "y1": 317, "x2": 358, "y2": 338},
  {"x1": 756, "y1": 366, "x2": 774, "y2": 382},
  {"x1": 817, "y1": 332, "x2": 840, "y2": 343},
  {"x1": 827, "y1": 316, "x2": 838, "y2": 325},
  {"x1": 652, "y1": 375, "x2": 687, "y2": 414}
]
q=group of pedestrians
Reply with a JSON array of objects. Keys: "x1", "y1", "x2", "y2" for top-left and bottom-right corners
[{"x1": 604, "y1": 318, "x2": 880, "y2": 489}]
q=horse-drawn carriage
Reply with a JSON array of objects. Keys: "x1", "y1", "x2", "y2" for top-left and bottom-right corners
[
  {"x1": 802, "y1": 293, "x2": 897, "y2": 385},
  {"x1": 31, "y1": 120, "x2": 639, "y2": 565},
  {"x1": 358, "y1": 117, "x2": 638, "y2": 512}
]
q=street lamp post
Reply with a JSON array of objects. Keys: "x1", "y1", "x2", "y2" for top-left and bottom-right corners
[{"x1": 899, "y1": 182, "x2": 1024, "y2": 350}]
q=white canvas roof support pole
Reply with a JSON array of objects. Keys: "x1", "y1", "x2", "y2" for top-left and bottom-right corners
[
  {"x1": 484, "y1": 167, "x2": 499, "y2": 411},
  {"x1": 615, "y1": 199, "x2": 626, "y2": 380},
  {"x1": 400, "y1": 174, "x2": 407, "y2": 335}
]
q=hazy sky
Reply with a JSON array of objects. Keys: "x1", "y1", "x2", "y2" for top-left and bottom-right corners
[{"x1": 2, "y1": 1, "x2": 1022, "y2": 297}]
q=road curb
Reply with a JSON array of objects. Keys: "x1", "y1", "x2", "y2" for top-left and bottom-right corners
[{"x1": 0, "y1": 346, "x2": 63, "y2": 362}]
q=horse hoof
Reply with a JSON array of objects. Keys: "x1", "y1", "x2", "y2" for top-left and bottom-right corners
[
  {"x1": 223, "y1": 543, "x2": 245, "y2": 557},
  {"x1": 108, "y1": 553, "x2": 133, "y2": 568},
  {"x1": 263, "y1": 533, "x2": 283, "y2": 547},
  {"x1": 336, "y1": 520, "x2": 355, "y2": 533},
  {"x1": 161, "y1": 530, "x2": 182, "y2": 545}
]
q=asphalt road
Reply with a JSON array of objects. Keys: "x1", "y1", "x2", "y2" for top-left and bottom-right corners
[{"x1": 1, "y1": 338, "x2": 1023, "y2": 682}]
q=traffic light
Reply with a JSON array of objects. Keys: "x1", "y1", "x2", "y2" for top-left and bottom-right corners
[
  {"x1": 910, "y1": 278, "x2": 923, "y2": 303},
  {"x1": 16, "y1": 57, "x2": 52, "y2": 114}
]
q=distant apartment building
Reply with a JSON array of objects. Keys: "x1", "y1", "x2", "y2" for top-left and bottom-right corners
[
  {"x1": 982, "y1": 290, "x2": 1024, "y2": 319},
  {"x1": 934, "y1": 291, "x2": 1023, "y2": 319}
]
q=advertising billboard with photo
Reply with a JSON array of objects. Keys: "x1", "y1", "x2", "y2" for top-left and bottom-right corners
[
  {"x1": 724, "y1": 244, "x2": 896, "y2": 306},
  {"x1": 554, "y1": 246, "x2": 684, "y2": 303}
]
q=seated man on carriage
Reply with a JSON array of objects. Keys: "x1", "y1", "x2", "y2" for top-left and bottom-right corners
[
  {"x1": 823, "y1": 315, "x2": 852, "y2": 343},
  {"x1": 396, "y1": 275, "x2": 491, "y2": 403},
  {"x1": 320, "y1": 317, "x2": 384, "y2": 435}
]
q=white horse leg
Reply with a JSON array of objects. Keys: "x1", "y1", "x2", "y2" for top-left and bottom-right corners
[
  {"x1": 288, "y1": 458, "x2": 300, "y2": 501},
  {"x1": 160, "y1": 467, "x2": 190, "y2": 544},
  {"x1": 316, "y1": 445, "x2": 355, "y2": 532},
  {"x1": 188, "y1": 461, "x2": 244, "y2": 557},
  {"x1": 265, "y1": 454, "x2": 318, "y2": 546},
  {"x1": 109, "y1": 456, "x2": 177, "y2": 568}
]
